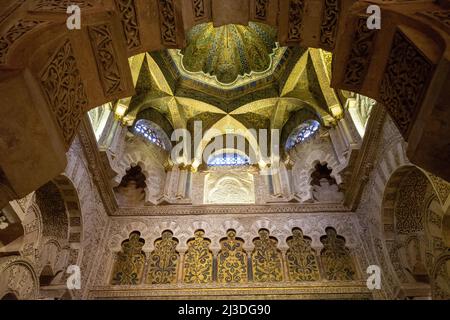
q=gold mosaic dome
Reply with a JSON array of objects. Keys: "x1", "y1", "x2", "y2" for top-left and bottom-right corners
[{"x1": 179, "y1": 22, "x2": 279, "y2": 85}]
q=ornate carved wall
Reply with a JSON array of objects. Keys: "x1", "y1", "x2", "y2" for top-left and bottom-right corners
[
  {"x1": 83, "y1": 211, "x2": 373, "y2": 299},
  {"x1": 353, "y1": 114, "x2": 450, "y2": 299},
  {"x1": 1, "y1": 0, "x2": 450, "y2": 301}
]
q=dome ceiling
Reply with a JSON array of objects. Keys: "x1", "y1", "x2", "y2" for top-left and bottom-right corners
[
  {"x1": 121, "y1": 34, "x2": 343, "y2": 159},
  {"x1": 172, "y1": 22, "x2": 285, "y2": 86}
]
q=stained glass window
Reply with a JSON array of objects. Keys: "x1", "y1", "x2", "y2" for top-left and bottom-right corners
[
  {"x1": 286, "y1": 120, "x2": 320, "y2": 150},
  {"x1": 134, "y1": 120, "x2": 165, "y2": 150},
  {"x1": 207, "y1": 153, "x2": 250, "y2": 167}
]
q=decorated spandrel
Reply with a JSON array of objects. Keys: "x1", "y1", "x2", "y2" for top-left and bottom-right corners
[
  {"x1": 183, "y1": 230, "x2": 213, "y2": 284},
  {"x1": 217, "y1": 229, "x2": 248, "y2": 283},
  {"x1": 146, "y1": 230, "x2": 179, "y2": 284},
  {"x1": 320, "y1": 227, "x2": 356, "y2": 280},
  {"x1": 111, "y1": 231, "x2": 146, "y2": 285},
  {"x1": 286, "y1": 228, "x2": 320, "y2": 281},
  {"x1": 251, "y1": 229, "x2": 283, "y2": 282}
]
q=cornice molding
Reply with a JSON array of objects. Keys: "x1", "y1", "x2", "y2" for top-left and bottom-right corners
[
  {"x1": 88, "y1": 281, "x2": 372, "y2": 299},
  {"x1": 343, "y1": 104, "x2": 387, "y2": 210},
  {"x1": 113, "y1": 202, "x2": 350, "y2": 217},
  {"x1": 77, "y1": 115, "x2": 119, "y2": 215}
]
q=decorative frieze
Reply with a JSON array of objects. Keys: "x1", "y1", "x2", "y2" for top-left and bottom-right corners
[
  {"x1": 32, "y1": 0, "x2": 93, "y2": 11},
  {"x1": 114, "y1": 203, "x2": 349, "y2": 216},
  {"x1": 421, "y1": 10, "x2": 450, "y2": 31}
]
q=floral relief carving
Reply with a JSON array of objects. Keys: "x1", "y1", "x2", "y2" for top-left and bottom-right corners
[
  {"x1": 394, "y1": 170, "x2": 428, "y2": 234},
  {"x1": 320, "y1": 0, "x2": 340, "y2": 50},
  {"x1": 379, "y1": 30, "x2": 433, "y2": 137},
  {"x1": 192, "y1": 0, "x2": 206, "y2": 21},
  {"x1": 40, "y1": 40, "x2": 89, "y2": 145},
  {"x1": 0, "y1": 20, "x2": 42, "y2": 64},
  {"x1": 114, "y1": 0, "x2": 141, "y2": 50},
  {"x1": 287, "y1": 0, "x2": 305, "y2": 42},
  {"x1": 254, "y1": 0, "x2": 269, "y2": 21},
  {"x1": 343, "y1": 16, "x2": 377, "y2": 88},
  {"x1": 158, "y1": 0, "x2": 178, "y2": 46},
  {"x1": 32, "y1": 0, "x2": 93, "y2": 11},
  {"x1": 88, "y1": 24, "x2": 124, "y2": 98}
]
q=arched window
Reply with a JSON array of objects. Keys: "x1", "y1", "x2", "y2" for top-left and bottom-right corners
[
  {"x1": 133, "y1": 119, "x2": 167, "y2": 150},
  {"x1": 207, "y1": 153, "x2": 250, "y2": 167},
  {"x1": 285, "y1": 120, "x2": 320, "y2": 151}
]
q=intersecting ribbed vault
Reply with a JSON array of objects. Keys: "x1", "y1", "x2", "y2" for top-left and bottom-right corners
[{"x1": 119, "y1": 28, "x2": 344, "y2": 167}]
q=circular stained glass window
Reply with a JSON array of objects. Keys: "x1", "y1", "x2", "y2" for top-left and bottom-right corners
[
  {"x1": 285, "y1": 120, "x2": 320, "y2": 151},
  {"x1": 134, "y1": 120, "x2": 166, "y2": 150}
]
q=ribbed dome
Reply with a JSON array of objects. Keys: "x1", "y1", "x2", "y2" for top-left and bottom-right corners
[{"x1": 180, "y1": 22, "x2": 278, "y2": 84}]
